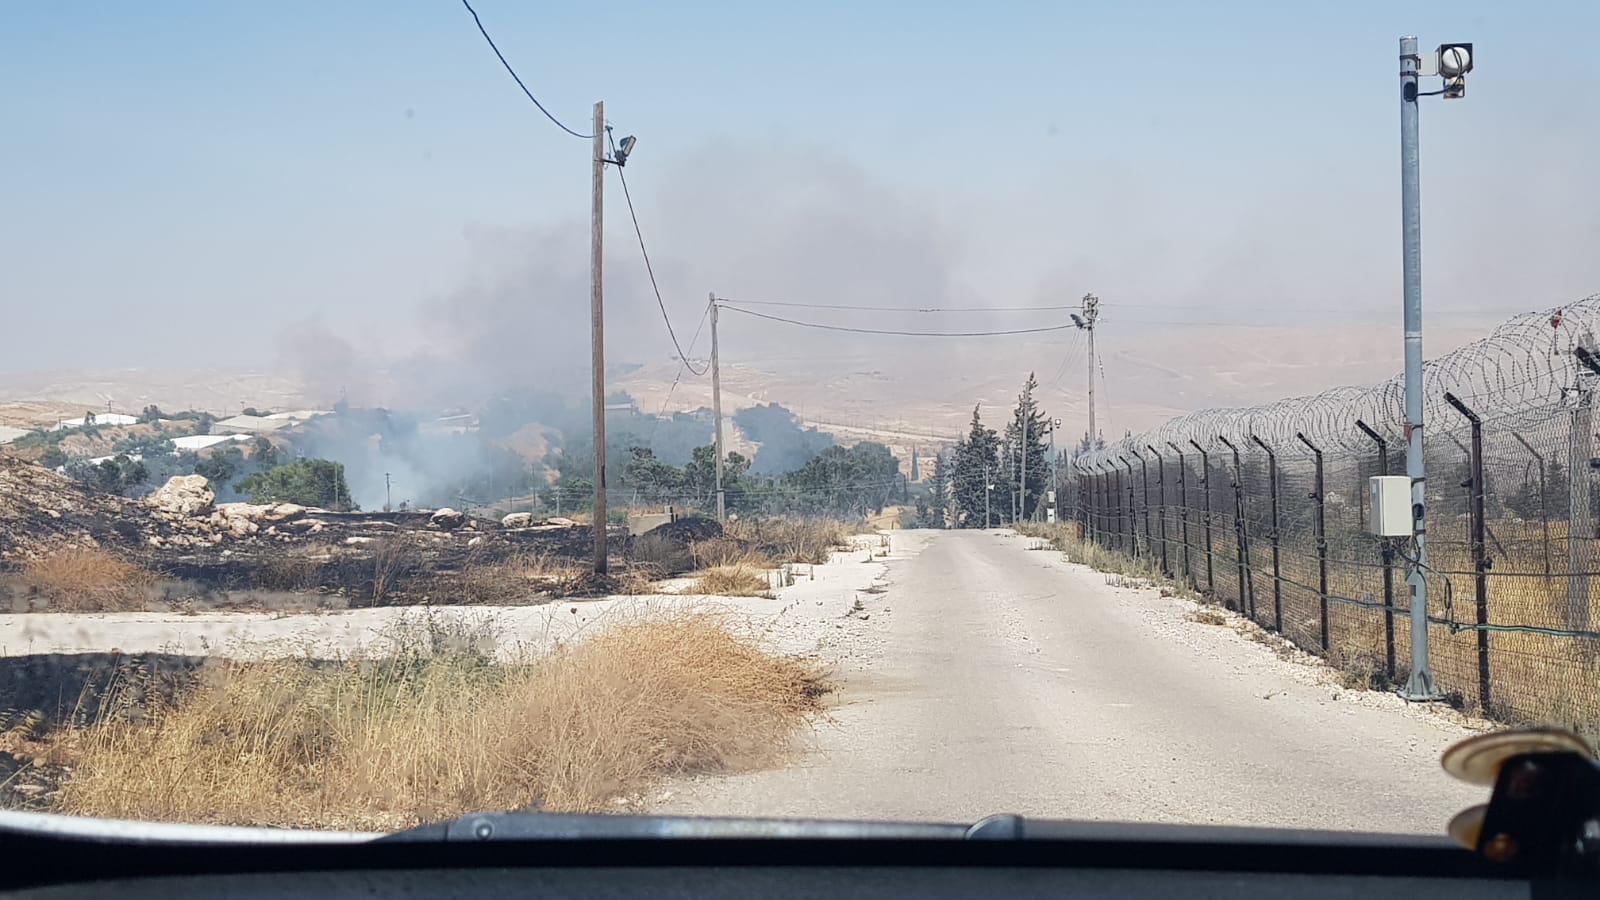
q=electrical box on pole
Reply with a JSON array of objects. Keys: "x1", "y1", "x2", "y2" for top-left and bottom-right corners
[{"x1": 1368, "y1": 476, "x2": 1413, "y2": 537}]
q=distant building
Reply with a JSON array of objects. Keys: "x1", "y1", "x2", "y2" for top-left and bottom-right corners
[
  {"x1": 212, "y1": 414, "x2": 294, "y2": 435},
  {"x1": 420, "y1": 413, "x2": 478, "y2": 437},
  {"x1": 0, "y1": 425, "x2": 30, "y2": 445},
  {"x1": 170, "y1": 434, "x2": 253, "y2": 451},
  {"x1": 49, "y1": 413, "x2": 138, "y2": 431}
]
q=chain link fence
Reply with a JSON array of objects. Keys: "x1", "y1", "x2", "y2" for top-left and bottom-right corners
[{"x1": 1072, "y1": 296, "x2": 1600, "y2": 734}]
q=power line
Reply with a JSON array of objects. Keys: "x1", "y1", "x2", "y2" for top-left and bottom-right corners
[
  {"x1": 717, "y1": 298, "x2": 1080, "y2": 313},
  {"x1": 459, "y1": 0, "x2": 593, "y2": 140},
  {"x1": 650, "y1": 303, "x2": 714, "y2": 430},
  {"x1": 609, "y1": 131, "x2": 709, "y2": 377},
  {"x1": 717, "y1": 304, "x2": 1080, "y2": 337}
]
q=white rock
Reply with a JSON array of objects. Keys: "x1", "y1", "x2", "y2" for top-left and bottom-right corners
[
  {"x1": 546, "y1": 516, "x2": 577, "y2": 527},
  {"x1": 430, "y1": 507, "x2": 466, "y2": 530},
  {"x1": 264, "y1": 503, "x2": 305, "y2": 521},
  {"x1": 501, "y1": 512, "x2": 534, "y2": 529},
  {"x1": 144, "y1": 475, "x2": 215, "y2": 517}
]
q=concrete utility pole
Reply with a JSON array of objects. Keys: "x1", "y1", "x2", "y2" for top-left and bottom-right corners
[
  {"x1": 710, "y1": 294, "x2": 726, "y2": 523},
  {"x1": 589, "y1": 100, "x2": 608, "y2": 575},
  {"x1": 385, "y1": 472, "x2": 392, "y2": 513},
  {"x1": 1079, "y1": 294, "x2": 1100, "y2": 447}
]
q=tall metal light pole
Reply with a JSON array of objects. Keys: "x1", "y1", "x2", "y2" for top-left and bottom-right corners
[{"x1": 1397, "y1": 36, "x2": 1473, "y2": 699}]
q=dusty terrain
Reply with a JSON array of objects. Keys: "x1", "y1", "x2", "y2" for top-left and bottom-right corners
[{"x1": 656, "y1": 529, "x2": 1487, "y2": 834}]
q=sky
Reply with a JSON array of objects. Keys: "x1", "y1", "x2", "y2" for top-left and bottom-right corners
[{"x1": 4, "y1": 1, "x2": 1599, "y2": 401}]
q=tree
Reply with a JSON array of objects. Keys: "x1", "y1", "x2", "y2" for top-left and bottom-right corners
[
  {"x1": 621, "y1": 447, "x2": 687, "y2": 504},
  {"x1": 250, "y1": 436, "x2": 278, "y2": 467},
  {"x1": 783, "y1": 442, "x2": 901, "y2": 516},
  {"x1": 194, "y1": 446, "x2": 244, "y2": 485},
  {"x1": 235, "y1": 459, "x2": 355, "y2": 510},
  {"x1": 1001, "y1": 373, "x2": 1052, "y2": 523},
  {"x1": 951, "y1": 407, "x2": 1000, "y2": 528},
  {"x1": 86, "y1": 454, "x2": 148, "y2": 495},
  {"x1": 193, "y1": 412, "x2": 215, "y2": 435},
  {"x1": 138, "y1": 404, "x2": 165, "y2": 424},
  {"x1": 36, "y1": 447, "x2": 67, "y2": 470}
]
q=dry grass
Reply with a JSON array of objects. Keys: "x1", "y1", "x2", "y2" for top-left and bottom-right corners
[
  {"x1": 629, "y1": 532, "x2": 694, "y2": 575},
  {"x1": 251, "y1": 553, "x2": 323, "y2": 592},
  {"x1": 689, "y1": 537, "x2": 771, "y2": 570},
  {"x1": 50, "y1": 609, "x2": 826, "y2": 828},
  {"x1": 691, "y1": 566, "x2": 774, "y2": 598},
  {"x1": 449, "y1": 550, "x2": 589, "y2": 603},
  {"x1": 1187, "y1": 607, "x2": 1228, "y2": 626},
  {"x1": 14, "y1": 547, "x2": 153, "y2": 612},
  {"x1": 370, "y1": 537, "x2": 417, "y2": 605},
  {"x1": 726, "y1": 518, "x2": 852, "y2": 565}
]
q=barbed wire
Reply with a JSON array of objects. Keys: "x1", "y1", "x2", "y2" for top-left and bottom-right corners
[{"x1": 1077, "y1": 294, "x2": 1600, "y2": 467}]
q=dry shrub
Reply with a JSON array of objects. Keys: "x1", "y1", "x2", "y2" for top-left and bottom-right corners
[
  {"x1": 370, "y1": 537, "x2": 420, "y2": 604},
  {"x1": 52, "y1": 610, "x2": 826, "y2": 828},
  {"x1": 726, "y1": 518, "x2": 851, "y2": 565},
  {"x1": 449, "y1": 551, "x2": 587, "y2": 603},
  {"x1": 16, "y1": 547, "x2": 153, "y2": 612},
  {"x1": 251, "y1": 554, "x2": 323, "y2": 591},
  {"x1": 1187, "y1": 607, "x2": 1228, "y2": 626},
  {"x1": 689, "y1": 537, "x2": 770, "y2": 570},
  {"x1": 630, "y1": 532, "x2": 694, "y2": 575},
  {"x1": 615, "y1": 565, "x2": 662, "y2": 595},
  {"x1": 692, "y1": 566, "x2": 774, "y2": 598}
]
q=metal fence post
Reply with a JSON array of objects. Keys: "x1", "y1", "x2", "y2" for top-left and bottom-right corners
[
  {"x1": 1148, "y1": 444, "x2": 1169, "y2": 577},
  {"x1": 1100, "y1": 463, "x2": 1112, "y2": 548},
  {"x1": 1509, "y1": 432, "x2": 1552, "y2": 576},
  {"x1": 1139, "y1": 450, "x2": 1154, "y2": 562},
  {"x1": 1218, "y1": 436, "x2": 1253, "y2": 617},
  {"x1": 1113, "y1": 462, "x2": 1126, "y2": 553},
  {"x1": 1190, "y1": 439, "x2": 1215, "y2": 596},
  {"x1": 1569, "y1": 343, "x2": 1597, "y2": 634},
  {"x1": 1169, "y1": 442, "x2": 1191, "y2": 585},
  {"x1": 1297, "y1": 432, "x2": 1330, "y2": 652},
  {"x1": 1444, "y1": 392, "x2": 1493, "y2": 713},
  {"x1": 1121, "y1": 456, "x2": 1138, "y2": 556},
  {"x1": 1356, "y1": 419, "x2": 1399, "y2": 681},
  {"x1": 1250, "y1": 435, "x2": 1283, "y2": 632}
]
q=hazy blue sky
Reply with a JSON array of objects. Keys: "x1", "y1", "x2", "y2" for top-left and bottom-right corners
[{"x1": 4, "y1": 1, "x2": 1597, "y2": 379}]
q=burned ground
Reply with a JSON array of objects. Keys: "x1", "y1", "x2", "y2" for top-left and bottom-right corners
[{"x1": 0, "y1": 455, "x2": 629, "y2": 609}]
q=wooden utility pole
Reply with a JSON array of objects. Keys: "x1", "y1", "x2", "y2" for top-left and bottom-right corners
[
  {"x1": 589, "y1": 100, "x2": 608, "y2": 574},
  {"x1": 710, "y1": 294, "x2": 725, "y2": 523}
]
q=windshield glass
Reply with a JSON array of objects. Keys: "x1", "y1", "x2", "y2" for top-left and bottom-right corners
[{"x1": 2, "y1": 2, "x2": 1595, "y2": 838}]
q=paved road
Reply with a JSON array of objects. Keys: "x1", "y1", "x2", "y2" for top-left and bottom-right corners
[{"x1": 658, "y1": 530, "x2": 1485, "y2": 833}]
